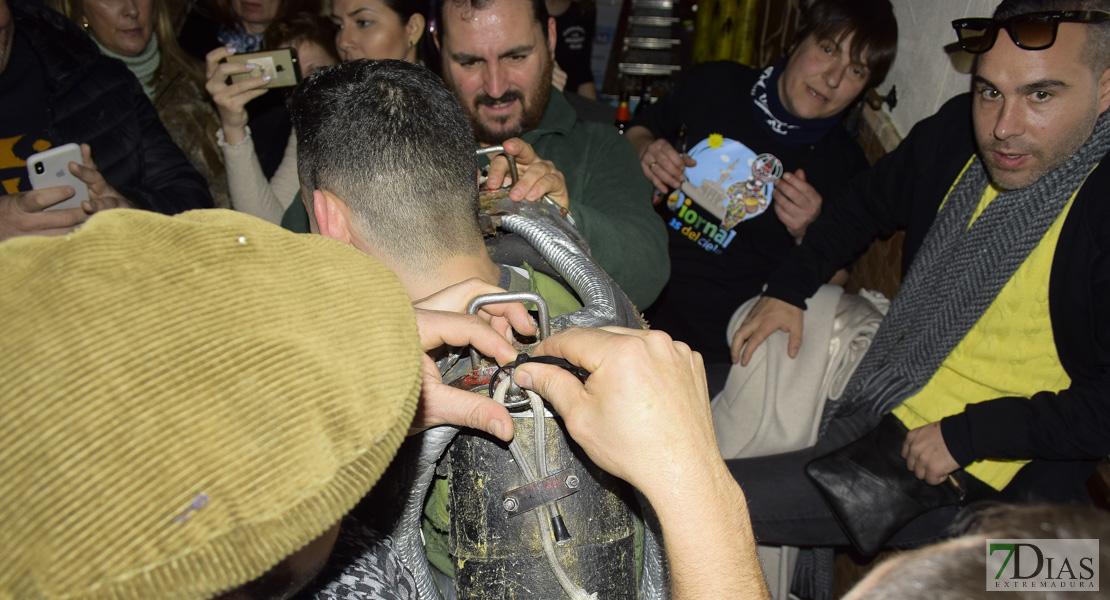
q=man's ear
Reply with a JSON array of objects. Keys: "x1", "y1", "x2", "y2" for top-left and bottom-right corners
[
  {"x1": 547, "y1": 17, "x2": 557, "y2": 59},
  {"x1": 1097, "y1": 66, "x2": 1110, "y2": 115},
  {"x1": 313, "y1": 189, "x2": 354, "y2": 244}
]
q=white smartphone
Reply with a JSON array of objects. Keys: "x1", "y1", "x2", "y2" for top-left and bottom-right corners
[{"x1": 27, "y1": 143, "x2": 90, "y2": 211}]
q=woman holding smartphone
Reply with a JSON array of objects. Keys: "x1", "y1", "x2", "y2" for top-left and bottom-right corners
[
  {"x1": 49, "y1": 0, "x2": 231, "y2": 208},
  {"x1": 204, "y1": 0, "x2": 428, "y2": 224}
]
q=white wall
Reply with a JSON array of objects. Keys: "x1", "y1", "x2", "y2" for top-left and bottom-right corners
[{"x1": 881, "y1": 0, "x2": 999, "y2": 136}]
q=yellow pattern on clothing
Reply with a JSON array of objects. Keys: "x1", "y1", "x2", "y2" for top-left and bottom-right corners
[{"x1": 893, "y1": 170, "x2": 1076, "y2": 491}]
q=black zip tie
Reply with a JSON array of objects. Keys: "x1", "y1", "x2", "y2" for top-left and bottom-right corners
[{"x1": 487, "y1": 352, "x2": 591, "y2": 399}]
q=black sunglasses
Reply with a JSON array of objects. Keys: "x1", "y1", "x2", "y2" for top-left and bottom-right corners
[{"x1": 951, "y1": 10, "x2": 1110, "y2": 54}]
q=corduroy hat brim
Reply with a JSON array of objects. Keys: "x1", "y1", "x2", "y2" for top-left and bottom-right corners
[{"x1": 0, "y1": 209, "x2": 423, "y2": 600}]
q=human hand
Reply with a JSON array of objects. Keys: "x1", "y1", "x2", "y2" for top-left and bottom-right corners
[
  {"x1": 903, "y1": 422, "x2": 959, "y2": 485},
  {"x1": 71, "y1": 144, "x2": 133, "y2": 212},
  {"x1": 518, "y1": 326, "x2": 769, "y2": 599},
  {"x1": 772, "y1": 169, "x2": 822, "y2": 242},
  {"x1": 639, "y1": 137, "x2": 696, "y2": 194},
  {"x1": 552, "y1": 61, "x2": 568, "y2": 92},
  {"x1": 205, "y1": 45, "x2": 270, "y2": 144},
  {"x1": 409, "y1": 308, "x2": 521, "y2": 441},
  {"x1": 0, "y1": 187, "x2": 90, "y2": 241},
  {"x1": 484, "y1": 138, "x2": 570, "y2": 209},
  {"x1": 513, "y1": 327, "x2": 720, "y2": 499},
  {"x1": 412, "y1": 277, "x2": 538, "y2": 340},
  {"x1": 730, "y1": 296, "x2": 804, "y2": 366}
]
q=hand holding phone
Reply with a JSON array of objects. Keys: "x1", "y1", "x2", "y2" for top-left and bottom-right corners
[
  {"x1": 0, "y1": 185, "x2": 90, "y2": 242},
  {"x1": 27, "y1": 143, "x2": 90, "y2": 211},
  {"x1": 223, "y1": 47, "x2": 302, "y2": 89},
  {"x1": 206, "y1": 46, "x2": 301, "y2": 144}
]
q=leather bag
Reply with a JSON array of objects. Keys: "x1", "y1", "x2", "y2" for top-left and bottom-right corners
[{"x1": 804, "y1": 414, "x2": 982, "y2": 556}]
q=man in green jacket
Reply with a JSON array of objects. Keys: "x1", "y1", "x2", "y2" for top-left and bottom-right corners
[{"x1": 434, "y1": 0, "x2": 669, "y2": 308}]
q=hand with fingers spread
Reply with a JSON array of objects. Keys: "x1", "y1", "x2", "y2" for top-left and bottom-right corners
[
  {"x1": 205, "y1": 45, "x2": 271, "y2": 145},
  {"x1": 484, "y1": 138, "x2": 570, "y2": 209},
  {"x1": 71, "y1": 144, "x2": 134, "y2": 212},
  {"x1": 903, "y1": 422, "x2": 959, "y2": 486},
  {"x1": 0, "y1": 187, "x2": 90, "y2": 241},
  {"x1": 730, "y1": 296, "x2": 805, "y2": 366},
  {"x1": 626, "y1": 126, "x2": 696, "y2": 194},
  {"x1": 409, "y1": 308, "x2": 524, "y2": 442},
  {"x1": 513, "y1": 326, "x2": 769, "y2": 600},
  {"x1": 411, "y1": 277, "x2": 538, "y2": 341},
  {"x1": 772, "y1": 169, "x2": 822, "y2": 242}
]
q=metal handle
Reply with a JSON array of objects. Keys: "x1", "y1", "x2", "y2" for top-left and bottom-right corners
[
  {"x1": 466, "y1": 291, "x2": 550, "y2": 367},
  {"x1": 476, "y1": 145, "x2": 519, "y2": 188}
]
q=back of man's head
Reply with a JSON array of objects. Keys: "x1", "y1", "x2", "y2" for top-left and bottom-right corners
[
  {"x1": 993, "y1": 0, "x2": 1110, "y2": 72},
  {"x1": 847, "y1": 503, "x2": 1110, "y2": 599},
  {"x1": 291, "y1": 59, "x2": 486, "y2": 273}
]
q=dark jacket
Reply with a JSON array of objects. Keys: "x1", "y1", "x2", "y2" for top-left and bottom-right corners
[
  {"x1": 765, "y1": 94, "x2": 1110, "y2": 504},
  {"x1": 633, "y1": 61, "x2": 869, "y2": 362},
  {"x1": 11, "y1": 0, "x2": 212, "y2": 214}
]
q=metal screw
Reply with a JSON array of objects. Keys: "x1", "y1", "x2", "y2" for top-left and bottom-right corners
[
  {"x1": 565, "y1": 475, "x2": 580, "y2": 489},
  {"x1": 503, "y1": 497, "x2": 519, "y2": 512}
]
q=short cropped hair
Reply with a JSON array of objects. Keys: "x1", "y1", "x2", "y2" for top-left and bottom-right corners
[
  {"x1": 993, "y1": 0, "x2": 1110, "y2": 72},
  {"x1": 791, "y1": 0, "x2": 898, "y2": 88},
  {"x1": 856, "y1": 504, "x2": 1110, "y2": 600},
  {"x1": 290, "y1": 60, "x2": 485, "y2": 271},
  {"x1": 435, "y1": 0, "x2": 550, "y2": 43}
]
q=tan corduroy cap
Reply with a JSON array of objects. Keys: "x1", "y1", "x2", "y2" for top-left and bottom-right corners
[{"x1": 0, "y1": 209, "x2": 423, "y2": 600}]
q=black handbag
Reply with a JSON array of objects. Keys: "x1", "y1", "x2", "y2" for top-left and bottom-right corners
[{"x1": 804, "y1": 414, "x2": 986, "y2": 557}]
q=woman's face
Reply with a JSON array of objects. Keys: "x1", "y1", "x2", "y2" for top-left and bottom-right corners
[
  {"x1": 81, "y1": 0, "x2": 154, "y2": 57},
  {"x1": 777, "y1": 32, "x2": 870, "y2": 121},
  {"x1": 232, "y1": 0, "x2": 280, "y2": 34},
  {"x1": 331, "y1": 0, "x2": 422, "y2": 62},
  {"x1": 292, "y1": 39, "x2": 338, "y2": 78}
]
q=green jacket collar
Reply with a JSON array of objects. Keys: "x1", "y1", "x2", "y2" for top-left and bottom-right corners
[{"x1": 524, "y1": 87, "x2": 576, "y2": 141}]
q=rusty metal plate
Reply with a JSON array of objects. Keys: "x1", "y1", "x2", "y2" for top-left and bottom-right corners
[{"x1": 501, "y1": 468, "x2": 581, "y2": 517}]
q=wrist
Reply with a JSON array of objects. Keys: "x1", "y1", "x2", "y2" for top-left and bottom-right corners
[
  {"x1": 641, "y1": 452, "x2": 742, "y2": 520},
  {"x1": 217, "y1": 125, "x2": 252, "y2": 149}
]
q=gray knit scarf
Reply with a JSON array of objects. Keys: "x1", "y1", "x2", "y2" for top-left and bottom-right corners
[{"x1": 827, "y1": 108, "x2": 1110, "y2": 428}]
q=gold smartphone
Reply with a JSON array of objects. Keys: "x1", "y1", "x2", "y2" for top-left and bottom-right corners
[{"x1": 224, "y1": 48, "x2": 301, "y2": 88}]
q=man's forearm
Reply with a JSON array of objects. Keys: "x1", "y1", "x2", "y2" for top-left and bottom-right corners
[
  {"x1": 649, "y1": 461, "x2": 770, "y2": 600},
  {"x1": 625, "y1": 125, "x2": 656, "y2": 159}
]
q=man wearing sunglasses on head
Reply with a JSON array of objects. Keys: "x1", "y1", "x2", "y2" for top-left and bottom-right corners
[{"x1": 727, "y1": 0, "x2": 1110, "y2": 580}]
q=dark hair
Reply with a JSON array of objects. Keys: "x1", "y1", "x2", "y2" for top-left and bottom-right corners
[
  {"x1": 791, "y1": 0, "x2": 898, "y2": 88},
  {"x1": 856, "y1": 504, "x2": 1110, "y2": 600},
  {"x1": 993, "y1": 0, "x2": 1110, "y2": 71},
  {"x1": 204, "y1": 0, "x2": 323, "y2": 29},
  {"x1": 290, "y1": 59, "x2": 485, "y2": 271},
  {"x1": 262, "y1": 11, "x2": 339, "y2": 63},
  {"x1": 380, "y1": 0, "x2": 424, "y2": 23},
  {"x1": 435, "y1": 0, "x2": 550, "y2": 44}
]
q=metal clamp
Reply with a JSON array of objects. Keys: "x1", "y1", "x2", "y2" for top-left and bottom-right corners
[{"x1": 501, "y1": 468, "x2": 581, "y2": 517}]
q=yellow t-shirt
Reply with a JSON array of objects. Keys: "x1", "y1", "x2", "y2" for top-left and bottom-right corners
[{"x1": 893, "y1": 165, "x2": 1076, "y2": 490}]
